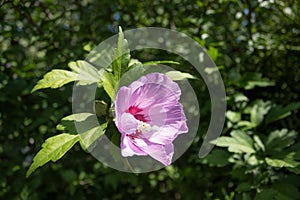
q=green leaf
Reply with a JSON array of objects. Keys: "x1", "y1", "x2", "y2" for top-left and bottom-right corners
[
  {"x1": 143, "y1": 60, "x2": 180, "y2": 66},
  {"x1": 32, "y1": 60, "x2": 101, "y2": 92},
  {"x1": 250, "y1": 100, "x2": 271, "y2": 127},
  {"x1": 95, "y1": 100, "x2": 108, "y2": 117},
  {"x1": 199, "y1": 149, "x2": 231, "y2": 167},
  {"x1": 255, "y1": 184, "x2": 300, "y2": 200},
  {"x1": 101, "y1": 70, "x2": 118, "y2": 100},
  {"x1": 56, "y1": 113, "x2": 94, "y2": 134},
  {"x1": 26, "y1": 133, "x2": 79, "y2": 177},
  {"x1": 120, "y1": 62, "x2": 145, "y2": 86},
  {"x1": 265, "y1": 152, "x2": 300, "y2": 173},
  {"x1": 112, "y1": 26, "x2": 131, "y2": 79},
  {"x1": 79, "y1": 122, "x2": 108, "y2": 151},
  {"x1": 265, "y1": 129, "x2": 298, "y2": 152},
  {"x1": 31, "y1": 69, "x2": 78, "y2": 92},
  {"x1": 207, "y1": 46, "x2": 218, "y2": 61},
  {"x1": 253, "y1": 135, "x2": 265, "y2": 151},
  {"x1": 215, "y1": 130, "x2": 255, "y2": 154},
  {"x1": 265, "y1": 102, "x2": 300, "y2": 124},
  {"x1": 238, "y1": 72, "x2": 275, "y2": 90},
  {"x1": 68, "y1": 60, "x2": 101, "y2": 85},
  {"x1": 165, "y1": 71, "x2": 198, "y2": 81},
  {"x1": 226, "y1": 110, "x2": 241, "y2": 123},
  {"x1": 265, "y1": 156, "x2": 299, "y2": 168},
  {"x1": 236, "y1": 182, "x2": 252, "y2": 192}
]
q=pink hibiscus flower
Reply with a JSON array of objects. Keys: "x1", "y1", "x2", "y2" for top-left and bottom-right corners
[{"x1": 115, "y1": 72, "x2": 188, "y2": 166}]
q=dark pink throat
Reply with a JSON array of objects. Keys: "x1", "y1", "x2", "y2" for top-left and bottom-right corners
[{"x1": 128, "y1": 106, "x2": 147, "y2": 122}]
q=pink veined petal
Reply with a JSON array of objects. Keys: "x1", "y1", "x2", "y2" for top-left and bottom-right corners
[
  {"x1": 147, "y1": 126, "x2": 178, "y2": 144},
  {"x1": 145, "y1": 102, "x2": 188, "y2": 144},
  {"x1": 165, "y1": 103, "x2": 188, "y2": 134},
  {"x1": 121, "y1": 134, "x2": 147, "y2": 157},
  {"x1": 141, "y1": 143, "x2": 174, "y2": 166},
  {"x1": 115, "y1": 87, "x2": 131, "y2": 128},
  {"x1": 126, "y1": 80, "x2": 144, "y2": 93},
  {"x1": 129, "y1": 83, "x2": 178, "y2": 113},
  {"x1": 147, "y1": 104, "x2": 167, "y2": 127},
  {"x1": 178, "y1": 114, "x2": 188, "y2": 133},
  {"x1": 131, "y1": 73, "x2": 181, "y2": 99},
  {"x1": 118, "y1": 113, "x2": 138, "y2": 135}
]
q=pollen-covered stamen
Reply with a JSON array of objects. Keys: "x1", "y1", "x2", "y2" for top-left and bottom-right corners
[{"x1": 137, "y1": 120, "x2": 151, "y2": 133}]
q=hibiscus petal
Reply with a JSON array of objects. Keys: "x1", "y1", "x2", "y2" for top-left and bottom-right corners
[
  {"x1": 165, "y1": 103, "x2": 188, "y2": 134},
  {"x1": 121, "y1": 134, "x2": 147, "y2": 157},
  {"x1": 130, "y1": 83, "x2": 178, "y2": 113},
  {"x1": 147, "y1": 126, "x2": 178, "y2": 144},
  {"x1": 141, "y1": 143, "x2": 174, "y2": 166},
  {"x1": 115, "y1": 87, "x2": 131, "y2": 127},
  {"x1": 147, "y1": 104, "x2": 167, "y2": 127},
  {"x1": 134, "y1": 73, "x2": 181, "y2": 99},
  {"x1": 119, "y1": 113, "x2": 138, "y2": 135}
]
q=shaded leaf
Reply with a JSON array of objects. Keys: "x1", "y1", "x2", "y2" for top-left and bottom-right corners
[
  {"x1": 265, "y1": 129, "x2": 298, "y2": 152},
  {"x1": 236, "y1": 182, "x2": 252, "y2": 192},
  {"x1": 238, "y1": 73, "x2": 275, "y2": 90},
  {"x1": 265, "y1": 102, "x2": 300, "y2": 124},
  {"x1": 255, "y1": 184, "x2": 300, "y2": 200},
  {"x1": 95, "y1": 100, "x2": 107, "y2": 117},
  {"x1": 199, "y1": 149, "x2": 231, "y2": 167}
]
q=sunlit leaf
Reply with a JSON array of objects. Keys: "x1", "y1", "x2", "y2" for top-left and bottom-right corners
[
  {"x1": 101, "y1": 70, "x2": 118, "y2": 100},
  {"x1": 79, "y1": 123, "x2": 108, "y2": 151},
  {"x1": 68, "y1": 60, "x2": 101, "y2": 85},
  {"x1": 265, "y1": 152, "x2": 300, "y2": 174},
  {"x1": 207, "y1": 46, "x2": 218, "y2": 61},
  {"x1": 31, "y1": 70, "x2": 77, "y2": 92},
  {"x1": 112, "y1": 26, "x2": 130, "y2": 79},
  {"x1": 56, "y1": 113, "x2": 94, "y2": 134},
  {"x1": 143, "y1": 60, "x2": 180, "y2": 66},
  {"x1": 250, "y1": 100, "x2": 271, "y2": 127},
  {"x1": 265, "y1": 156, "x2": 299, "y2": 168},
  {"x1": 215, "y1": 130, "x2": 255, "y2": 154},
  {"x1": 165, "y1": 71, "x2": 198, "y2": 81},
  {"x1": 26, "y1": 134, "x2": 79, "y2": 177},
  {"x1": 32, "y1": 60, "x2": 101, "y2": 92},
  {"x1": 226, "y1": 110, "x2": 241, "y2": 123}
]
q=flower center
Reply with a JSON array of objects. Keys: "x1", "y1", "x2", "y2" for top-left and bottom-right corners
[
  {"x1": 137, "y1": 120, "x2": 151, "y2": 133},
  {"x1": 128, "y1": 105, "x2": 147, "y2": 122}
]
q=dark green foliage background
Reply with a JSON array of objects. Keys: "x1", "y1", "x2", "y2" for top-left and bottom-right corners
[{"x1": 1, "y1": 0, "x2": 300, "y2": 199}]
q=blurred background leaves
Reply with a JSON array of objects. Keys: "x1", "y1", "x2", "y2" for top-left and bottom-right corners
[{"x1": 1, "y1": 0, "x2": 300, "y2": 199}]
